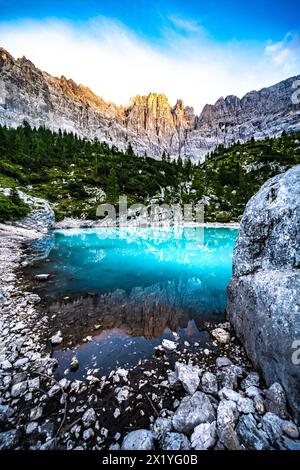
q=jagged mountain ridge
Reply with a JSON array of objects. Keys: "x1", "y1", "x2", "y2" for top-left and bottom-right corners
[{"x1": 0, "y1": 47, "x2": 299, "y2": 162}]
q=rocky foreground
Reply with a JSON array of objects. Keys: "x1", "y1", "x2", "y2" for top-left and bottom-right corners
[{"x1": 0, "y1": 224, "x2": 300, "y2": 450}]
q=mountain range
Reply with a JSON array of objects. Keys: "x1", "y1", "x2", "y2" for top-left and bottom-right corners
[{"x1": 0, "y1": 47, "x2": 299, "y2": 162}]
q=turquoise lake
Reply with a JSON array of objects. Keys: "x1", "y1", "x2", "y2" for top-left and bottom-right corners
[{"x1": 29, "y1": 226, "x2": 238, "y2": 378}]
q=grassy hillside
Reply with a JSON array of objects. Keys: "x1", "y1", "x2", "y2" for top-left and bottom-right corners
[{"x1": 0, "y1": 122, "x2": 299, "y2": 222}]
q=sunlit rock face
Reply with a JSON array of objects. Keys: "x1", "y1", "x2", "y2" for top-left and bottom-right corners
[{"x1": 1, "y1": 47, "x2": 300, "y2": 162}]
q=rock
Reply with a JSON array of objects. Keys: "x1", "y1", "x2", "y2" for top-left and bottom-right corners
[
  {"x1": 191, "y1": 421, "x2": 217, "y2": 450},
  {"x1": 211, "y1": 328, "x2": 230, "y2": 344},
  {"x1": 172, "y1": 392, "x2": 215, "y2": 435},
  {"x1": 70, "y1": 357, "x2": 79, "y2": 372},
  {"x1": 217, "y1": 400, "x2": 239, "y2": 430},
  {"x1": 236, "y1": 414, "x2": 270, "y2": 450},
  {"x1": 162, "y1": 339, "x2": 177, "y2": 351},
  {"x1": 0, "y1": 359, "x2": 12, "y2": 370},
  {"x1": 34, "y1": 274, "x2": 50, "y2": 281},
  {"x1": 121, "y1": 430, "x2": 154, "y2": 450},
  {"x1": 14, "y1": 357, "x2": 29, "y2": 369},
  {"x1": 50, "y1": 331, "x2": 63, "y2": 345},
  {"x1": 281, "y1": 437, "x2": 300, "y2": 450},
  {"x1": 30, "y1": 405, "x2": 43, "y2": 421},
  {"x1": 11, "y1": 380, "x2": 27, "y2": 397},
  {"x1": 161, "y1": 432, "x2": 191, "y2": 450},
  {"x1": 26, "y1": 422, "x2": 38, "y2": 435},
  {"x1": 109, "y1": 443, "x2": 120, "y2": 450},
  {"x1": 0, "y1": 429, "x2": 19, "y2": 450},
  {"x1": 116, "y1": 386, "x2": 130, "y2": 403},
  {"x1": 83, "y1": 428, "x2": 94, "y2": 441},
  {"x1": 245, "y1": 386, "x2": 261, "y2": 398},
  {"x1": 0, "y1": 404, "x2": 13, "y2": 424},
  {"x1": 227, "y1": 166, "x2": 300, "y2": 422},
  {"x1": 237, "y1": 397, "x2": 255, "y2": 414},
  {"x1": 152, "y1": 417, "x2": 173, "y2": 441},
  {"x1": 175, "y1": 362, "x2": 200, "y2": 395},
  {"x1": 216, "y1": 357, "x2": 233, "y2": 368},
  {"x1": 218, "y1": 424, "x2": 241, "y2": 450},
  {"x1": 253, "y1": 395, "x2": 265, "y2": 415},
  {"x1": 241, "y1": 372, "x2": 260, "y2": 390},
  {"x1": 82, "y1": 408, "x2": 96, "y2": 428},
  {"x1": 265, "y1": 383, "x2": 289, "y2": 419},
  {"x1": 262, "y1": 412, "x2": 284, "y2": 447},
  {"x1": 217, "y1": 365, "x2": 244, "y2": 389},
  {"x1": 201, "y1": 372, "x2": 218, "y2": 395},
  {"x1": 282, "y1": 420, "x2": 299, "y2": 439},
  {"x1": 48, "y1": 384, "x2": 60, "y2": 397}
]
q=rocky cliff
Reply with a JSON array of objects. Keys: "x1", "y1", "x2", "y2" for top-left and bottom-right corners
[
  {"x1": 0, "y1": 47, "x2": 300, "y2": 162},
  {"x1": 227, "y1": 165, "x2": 300, "y2": 422}
]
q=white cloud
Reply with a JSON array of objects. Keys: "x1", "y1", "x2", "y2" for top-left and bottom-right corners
[
  {"x1": 0, "y1": 17, "x2": 299, "y2": 113},
  {"x1": 265, "y1": 32, "x2": 300, "y2": 74}
]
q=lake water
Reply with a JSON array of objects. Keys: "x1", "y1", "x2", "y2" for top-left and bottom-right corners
[{"x1": 28, "y1": 226, "x2": 238, "y2": 378}]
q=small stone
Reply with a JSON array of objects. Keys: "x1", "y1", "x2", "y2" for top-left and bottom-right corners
[
  {"x1": 30, "y1": 406, "x2": 43, "y2": 421},
  {"x1": 175, "y1": 362, "x2": 200, "y2": 395},
  {"x1": 282, "y1": 420, "x2": 299, "y2": 439},
  {"x1": 152, "y1": 417, "x2": 173, "y2": 441},
  {"x1": 70, "y1": 357, "x2": 79, "y2": 372},
  {"x1": 211, "y1": 328, "x2": 230, "y2": 344},
  {"x1": 191, "y1": 421, "x2": 217, "y2": 450},
  {"x1": 173, "y1": 392, "x2": 215, "y2": 435},
  {"x1": 83, "y1": 428, "x2": 94, "y2": 441},
  {"x1": 114, "y1": 408, "x2": 121, "y2": 419},
  {"x1": 0, "y1": 360, "x2": 12, "y2": 370},
  {"x1": 35, "y1": 274, "x2": 50, "y2": 281},
  {"x1": 162, "y1": 339, "x2": 177, "y2": 351},
  {"x1": 162, "y1": 432, "x2": 191, "y2": 450},
  {"x1": 82, "y1": 408, "x2": 96, "y2": 428},
  {"x1": 241, "y1": 372, "x2": 260, "y2": 390},
  {"x1": 236, "y1": 414, "x2": 270, "y2": 450},
  {"x1": 11, "y1": 380, "x2": 27, "y2": 397},
  {"x1": 217, "y1": 400, "x2": 239, "y2": 430},
  {"x1": 262, "y1": 412, "x2": 284, "y2": 447},
  {"x1": 201, "y1": 372, "x2": 218, "y2": 395},
  {"x1": 0, "y1": 429, "x2": 19, "y2": 450},
  {"x1": 50, "y1": 331, "x2": 63, "y2": 345},
  {"x1": 116, "y1": 386, "x2": 130, "y2": 403},
  {"x1": 26, "y1": 422, "x2": 38, "y2": 435},
  {"x1": 218, "y1": 424, "x2": 241, "y2": 450},
  {"x1": 121, "y1": 430, "x2": 154, "y2": 450},
  {"x1": 265, "y1": 383, "x2": 288, "y2": 419},
  {"x1": 254, "y1": 395, "x2": 265, "y2": 415},
  {"x1": 48, "y1": 384, "x2": 60, "y2": 397},
  {"x1": 216, "y1": 357, "x2": 233, "y2": 368}
]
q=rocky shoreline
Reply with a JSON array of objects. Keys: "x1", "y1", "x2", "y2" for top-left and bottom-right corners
[{"x1": 0, "y1": 222, "x2": 300, "y2": 450}]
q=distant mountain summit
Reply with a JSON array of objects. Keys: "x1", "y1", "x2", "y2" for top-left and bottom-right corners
[{"x1": 0, "y1": 47, "x2": 299, "y2": 162}]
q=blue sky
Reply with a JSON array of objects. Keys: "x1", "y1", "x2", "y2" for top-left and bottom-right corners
[{"x1": 0, "y1": 1, "x2": 299, "y2": 111}]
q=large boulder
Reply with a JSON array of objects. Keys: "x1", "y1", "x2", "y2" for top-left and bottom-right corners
[{"x1": 227, "y1": 165, "x2": 300, "y2": 422}]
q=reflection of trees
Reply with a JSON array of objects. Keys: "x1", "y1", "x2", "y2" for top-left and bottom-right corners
[{"x1": 47, "y1": 279, "x2": 225, "y2": 346}]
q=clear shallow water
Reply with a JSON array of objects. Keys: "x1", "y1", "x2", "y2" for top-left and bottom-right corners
[{"x1": 29, "y1": 226, "x2": 238, "y2": 378}]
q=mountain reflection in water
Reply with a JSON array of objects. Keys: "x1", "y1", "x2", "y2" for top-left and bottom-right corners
[{"x1": 26, "y1": 227, "x2": 238, "y2": 378}]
